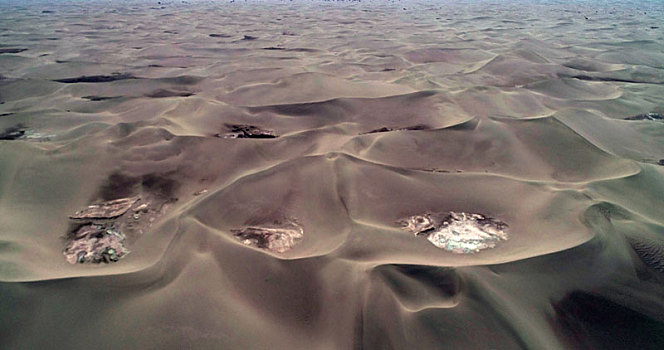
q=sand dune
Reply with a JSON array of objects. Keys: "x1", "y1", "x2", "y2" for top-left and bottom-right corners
[{"x1": 1, "y1": 0, "x2": 664, "y2": 349}]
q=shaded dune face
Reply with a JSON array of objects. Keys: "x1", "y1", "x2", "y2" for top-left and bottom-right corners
[
  {"x1": 1, "y1": 0, "x2": 664, "y2": 349},
  {"x1": 553, "y1": 292, "x2": 664, "y2": 349},
  {"x1": 628, "y1": 235, "x2": 664, "y2": 274}
]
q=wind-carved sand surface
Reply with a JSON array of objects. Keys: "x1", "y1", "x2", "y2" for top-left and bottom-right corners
[{"x1": 1, "y1": 0, "x2": 664, "y2": 348}]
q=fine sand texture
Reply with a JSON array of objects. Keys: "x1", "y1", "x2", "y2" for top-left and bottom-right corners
[{"x1": 1, "y1": 0, "x2": 664, "y2": 348}]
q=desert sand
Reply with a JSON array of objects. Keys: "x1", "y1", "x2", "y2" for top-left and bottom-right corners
[{"x1": 1, "y1": 0, "x2": 663, "y2": 348}]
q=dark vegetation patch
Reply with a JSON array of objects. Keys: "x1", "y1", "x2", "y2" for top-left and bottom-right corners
[
  {"x1": 0, "y1": 48, "x2": 28, "y2": 54},
  {"x1": 216, "y1": 124, "x2": 277, "y2": 139},
  {"x1": 0, "y1": 124, "x2": 26, "y2": 140},
  {"x1": 624, "y1": 112, "x2": 663, "y2": 121},
  {"x1": 362, "y1": 124, "x2": 430, "y2": 134},
  {"x1": 571, "y1": 74, "x2": 662, "y2": 84},
  {"x1": 54, "y1": 73, "x2": 137, "y2": 83},
  {"x1": 145, "y1": 89, "x2": 194, "y2": 98},
  {"x1": 82, "y1": 95, "x2": 121, "y2": 101}
]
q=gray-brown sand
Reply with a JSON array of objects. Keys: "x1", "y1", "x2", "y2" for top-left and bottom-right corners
[{"x1": 1, "y1": 0, "x2": 664, "y2": 348}]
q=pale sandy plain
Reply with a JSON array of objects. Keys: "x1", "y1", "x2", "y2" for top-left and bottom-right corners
[{"x1": 1, "y1": 0, "x2": 664, "y2": 348}]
